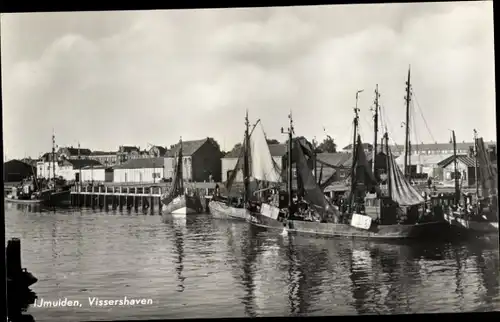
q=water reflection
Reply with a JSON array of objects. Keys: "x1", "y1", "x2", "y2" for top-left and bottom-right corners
[
  {"x1": 5, "y1": 206, "x2": 500, "y2": 320},
  {"x1": 162, "y1": 215, "x2": 187, "y2": 292}
]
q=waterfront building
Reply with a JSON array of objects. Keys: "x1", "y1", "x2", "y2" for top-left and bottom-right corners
[
  {"x1": 165, "y1": 138, "x2": 222, "y2": 182},
  {"x1": 36, "y1": 158, "x2": 101, "y2": 181},
  {"x1": 79, "y1": 165, "x2": 114, "y2": 183},
  {"x1": 112, "y1": 157, "x2": 165, "y2": 183},
  {"x1": 435, "y1": 155, "x2": 478, "y2": 187},
  {"x1": 89, "y1": 151, "x2": 118, "y2": 166},
  {"x1": 58, "y1": 146, "x2": 92, "y2": 160}
]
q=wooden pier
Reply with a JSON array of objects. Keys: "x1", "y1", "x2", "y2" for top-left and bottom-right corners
[{"x1": 70, "y1": 183, "x2": 218, "y2": 213}]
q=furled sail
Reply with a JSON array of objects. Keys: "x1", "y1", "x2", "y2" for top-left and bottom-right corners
[
  {"x1": 387, "y1": 146, "x2": 424, "y2": 206},
  {"x1": 249, "y1": 122, "x2": 282, "y2": 183},
  {"x1": 476, "y1": 137, "x2": 497, "y2": 196},
  {"x1": 352, "y1": 135, "x2": 377, "y2": 190},
  {"x1": 163, "y1": 144, "x2": 184, "y2": 201},
  {"x1": 293, "y1": 138, "x2": 340, "y2": 220}
]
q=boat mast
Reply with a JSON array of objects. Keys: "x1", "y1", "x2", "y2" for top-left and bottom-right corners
[
  {"x1": 404, "y1": 66, "x2": 412, "y2": 178},
  {"x1": 473, "y1": 129, "x2": 479, "y2": 199},
  {"x1": 384, "y1": 132, "x2": 392, "y2": 199},
  {"x1": 179, "y1": 137, "x2": 184, "y2": 194},
  {"x1": 78, "y1": 142, "x2": 82, "y2": 186},
  {"x1": 52, "y1": 130, "x2": 56, "y2": 183},
  {"x1": 372, "y1": 84, "x2": 380, "y2": 177},
  {"x1": 349, "y1": 91, "x2": 362, "y2": 212},
  {"x1": 452, "y1": 130, "x2": 460, "y2": 203},
  {"x1": 281, "y1": 111, "x2": 294, "y2": 209},
  {"x1": 243, "y1": 110, "x2": 251, "y2": 204}
]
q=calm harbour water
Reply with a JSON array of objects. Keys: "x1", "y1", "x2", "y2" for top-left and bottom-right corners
[{"x1": 5, "y1": 202, "x2": 500, "y2": 321}]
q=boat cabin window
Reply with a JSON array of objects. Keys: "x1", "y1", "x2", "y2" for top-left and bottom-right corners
[{"x1": 364, "y1": 198, "x2": 380, "y2": 207}]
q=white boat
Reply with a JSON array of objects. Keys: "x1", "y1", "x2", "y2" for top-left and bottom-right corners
[
  {"x1": 161, "y1": 138, "x2": 204, "y2": 216},
  {"x1": 208, "y1": 111, "x2": 283, "y2": 220}
]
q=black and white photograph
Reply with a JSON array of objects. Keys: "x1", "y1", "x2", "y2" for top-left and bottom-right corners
[{"x1": 2, "y1": 1, "x2": 499, "y2": 321}]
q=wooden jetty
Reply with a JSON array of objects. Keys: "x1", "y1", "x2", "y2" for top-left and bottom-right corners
[{"x1": 70, "y1": 183, "x2": 219, "y2": 213}]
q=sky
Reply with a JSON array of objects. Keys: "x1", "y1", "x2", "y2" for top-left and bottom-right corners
[{"x1": 1, "y1": 2, "x2": 496, "y2": 159}]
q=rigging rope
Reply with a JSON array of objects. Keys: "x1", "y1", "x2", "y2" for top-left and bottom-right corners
[{"x1": 412, "y1": 89, "x2": 436, "y2": 143}]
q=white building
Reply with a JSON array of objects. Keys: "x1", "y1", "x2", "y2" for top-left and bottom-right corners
[
  {"x1": 36, "y1": 159, "x2": 103, "y2": 181},
  {"x1": 79, "y1": 165, "x2": 114, "y2": 182},
  {"x1": 113, "y1": 157, "x2": 164, "y2": 183},
  {"x1": 394, "y1": 153, "x2": 454, "y2": 179},
  {"x1": 436, "y1": 155, "x2": 477, "y2": 187}
]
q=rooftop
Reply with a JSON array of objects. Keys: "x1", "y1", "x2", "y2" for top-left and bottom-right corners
[
  {"x1": 113, "y1": 157, "x2": 165, "y2": 169},
  {"x1": 59, "y1": 147, "x2": 92, "y2": 155},
  {"x1": 91, "y1": 151, "x2": 116, "y2": 156},
  {"x1": 64, "y1": 159, "x2": 103, "y2": 169},
  {"x1": 166, "y1": 138, "x2": 218, "y2": 157},
  {"x1": 437, "y1": 155, "x2": 476, "y2": 168},
  {"x1": 224, "y1": 143, "x2": 287, "y2": 159}
]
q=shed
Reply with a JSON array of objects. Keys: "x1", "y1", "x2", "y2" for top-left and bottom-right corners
[
  {"x1": 113, "y1": 157, "x2": 165, "y2": 183},
  {"x1": 79, "y1": 165, "x2": 114, "y2": 182}
]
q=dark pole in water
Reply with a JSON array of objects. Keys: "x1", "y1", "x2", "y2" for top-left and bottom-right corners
[{"x1": 7, "y1": 238, "x2": 37, "y2": 322}]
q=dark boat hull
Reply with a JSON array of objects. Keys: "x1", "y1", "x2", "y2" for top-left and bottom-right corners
[
  {"x1": 247, "y1": 205, "x2": 453, "y2": 240},
  {"x1": 5, "y1": 190, "x2": 70, "y2": 207},
  {"x1": 208, "y1": 200, "x2": 250, "y2": 221},
  {"x1": 444, "y1": 212, "x2": 499, "y2": 236}
]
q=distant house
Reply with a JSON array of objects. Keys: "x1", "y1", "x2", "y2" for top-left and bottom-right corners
[
  {"x1": 79, "y1": 165, "x2": 114, "y2": 183},
  {"x1": 317, "y1": 151, "x2": 388, "y2": 183},
  {"x1": 58, "y1": 146, "x2": 92, "y2": 160},
  {"x1": 342, "y1": 143, "x2": 373, "y2": 154},
  {"x1": 221, "y1": 143, "x2": 287, "y2": 183},
  {"x1": 436, "y1": 155, "x2": 477, "y2": 187},
  {"x1": 389, "y1": 141, "x2": 497, "y2": 156},
  {"x1": 4, "y1": 159, "x2": 36, "y2": 182},
  {"x1": 394, "y1": 153, "x2": 454, "y2": 179},
  {"x1": 165, "y1": 138, "x2": 222, "y2": 182},
  {"x1": 89, "y1": 151, "x2": 118, "y2": 166},
  {"x1": 112, "y1": 157, "x2": 164, "y2": 183},
  {"x1": 148, "y1": 146, "x2": 167, "y2": 158},
  {"x1": 316, "y1": 152, "x2": 352, "y2": 181},
  {"x1": 116, "y1": 146, "x2": 140, "y2": 164}
]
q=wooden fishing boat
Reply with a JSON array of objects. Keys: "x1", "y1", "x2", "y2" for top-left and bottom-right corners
[
  {"x1": 208, "y1": 111, "x2": 282, "y2": 221},
  {"x1": 441, "y1": 131, "x2": 498, "y2": 236},
  {"x1": 249, "y1": 76, "x2": 452, "y2": 240},
  {"x1": 161, "y1": 138, "x2": 204, "y2": 216},
  {"x1": 5, "y1": 132, "x2": 72, "y2": 207}
]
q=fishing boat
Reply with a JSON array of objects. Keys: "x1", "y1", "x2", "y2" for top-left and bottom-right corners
[
  {"x1": 208, "y1": 111, "x2": 283, "y2": 221},
  {"x1": 161, "y1": 138, "x2": 204, "y2": 216},
  {"x1": 5, "y1": 133, "x2": 71, "y2": 206},
  {"x1": 249, "y1": 74, "x2": 451, "y2": 240},
  {"x1": 443, "y1": 130, "x2": 498, "y2": 235}
]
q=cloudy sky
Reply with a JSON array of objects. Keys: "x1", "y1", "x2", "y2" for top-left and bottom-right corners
[{"x1": 1, "y1": 2, "x2": 495, "y2": 159}]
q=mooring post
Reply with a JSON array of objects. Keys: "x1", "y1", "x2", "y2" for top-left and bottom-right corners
[{"x1": 7, "y1": 238, "x2": 37, "y2": 322}]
